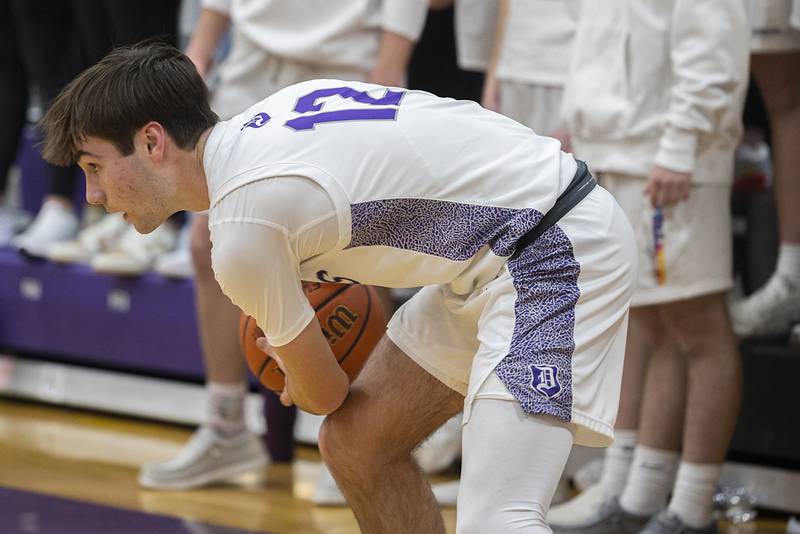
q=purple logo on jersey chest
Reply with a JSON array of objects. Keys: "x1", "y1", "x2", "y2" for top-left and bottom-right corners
[
  {"x1": 529, "y1": 365, "x2": 562, "y2": 399},
  {"x1": 241, "y1": 112, "x2": 271, "y2": 130}
]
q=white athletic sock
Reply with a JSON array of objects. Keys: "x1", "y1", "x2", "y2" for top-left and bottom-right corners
[
  {"x1": 598, "y1": 429, "x2": 638, "y2": 495},
  {"x1": 207, "y1": 381, "x2": 247, "y2": 437},
  {"x1": 667, "y1": 462, "x2": 722, "y2": 528},
  {"x1": 619, "y1": 445, "x2": 679, "y2": 516},
  {"x1": 776, "y1": 243, "x2": 800, "y2": 284}
]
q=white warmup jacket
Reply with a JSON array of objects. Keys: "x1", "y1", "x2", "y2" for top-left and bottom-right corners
[
  {"x1": 454, "y1": 0, "x2": 499, "y2": 72},
  {"x1": 202, "y1": 0, "x2": 427, "y2": 70},
  {"x1": 561, "y1": 0, "x2": 750, "y2": 184},
  {"x1": 496, "y1": 0, "x2": 578, "y2": 87}
]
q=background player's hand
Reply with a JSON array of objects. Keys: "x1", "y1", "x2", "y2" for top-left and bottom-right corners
[
  {"x1": 645, "y1": 165, "x2": 691, "y2": 208},
  {"x1": 256, "y1": 337, "x2": 295, "y2": 407}
]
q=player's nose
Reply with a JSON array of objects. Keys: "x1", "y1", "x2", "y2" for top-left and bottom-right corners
[{"x1": 86, "y1": 186, "x2": 107, "y2": 208}]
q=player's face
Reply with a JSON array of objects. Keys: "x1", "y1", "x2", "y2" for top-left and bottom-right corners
[{"x1": 76, "y1": 135, "x2": 174, "y2": 234}]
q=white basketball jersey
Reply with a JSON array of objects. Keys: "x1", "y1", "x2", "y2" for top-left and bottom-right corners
[{"x1": 204, "y1": 79, "x2": 578, "y2": 344}]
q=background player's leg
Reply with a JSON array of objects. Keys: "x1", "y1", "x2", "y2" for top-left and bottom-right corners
[
  {"x1": 190, "y1": 214, "x2": 248, "y2": 387},
  {"x1": 658, "y1": 292, "x2": 741, "y2": 529},
  {"x1": 319, "y1": 336, "x2": 463, "y2": 534},
  {"x1": 730, "y1": 52, "x2": 800, "y2": 335},
  {"x1": 457, "y1": 397, "x2": 574, "y2": 533},
  {"x1": 618, "y1": 306, "x2": 684, "y2": 517},
  {"x1": 138, "y1": 215, "x2": 268, "y2": 490}
]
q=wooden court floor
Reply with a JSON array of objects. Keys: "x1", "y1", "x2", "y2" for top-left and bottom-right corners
[{"x1": 0, "y1": 397, "x2": 791, "y2": 533}]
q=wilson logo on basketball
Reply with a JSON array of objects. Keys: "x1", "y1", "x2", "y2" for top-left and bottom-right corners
[
  {"x1": 239, "y1": 282, "x2": 386, "y2": 392},
  {"x1": 321, "y1": 305, "x2": 359, "y2": 345}
]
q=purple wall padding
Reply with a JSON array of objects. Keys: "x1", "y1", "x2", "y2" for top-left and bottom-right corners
[{"x1": 0, "y1": 249, "x2": 205, "y2": 379}]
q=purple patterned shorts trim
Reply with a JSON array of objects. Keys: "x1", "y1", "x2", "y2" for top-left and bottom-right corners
[{"x1": 348, "y1": 198, "x2": 580, "y2": 422}]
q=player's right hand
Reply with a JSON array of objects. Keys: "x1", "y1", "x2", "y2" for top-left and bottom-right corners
[
  {"x1": 645, "y1": 165, "x2": 691, "y2": 208},
  {"x1": 256, "y1": 337, "x2": 295, "y2": 407},
  {"x1": 272, "y1": 354, "x2": 295, "y2": 407}
]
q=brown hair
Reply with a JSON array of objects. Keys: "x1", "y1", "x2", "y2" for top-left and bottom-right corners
[{"x1": 41, "y1": 42, "x2": 218, "y2": 166}]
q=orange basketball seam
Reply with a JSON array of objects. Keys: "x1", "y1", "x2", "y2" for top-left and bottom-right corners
[{"x1": 311, "y1": 284, "x2": 351, "y2": 312}]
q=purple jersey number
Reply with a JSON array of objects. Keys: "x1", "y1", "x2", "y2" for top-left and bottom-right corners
[{"x1": 284, "y1": 86, "x2": 405, "y2": 131}]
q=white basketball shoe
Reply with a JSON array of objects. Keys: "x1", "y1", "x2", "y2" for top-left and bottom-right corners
[
  {"x1": 12, "y1": 199, "x2": 79, "y2": 258},
  {"x1": 729, "y1": 273, "x2": 800, "y2": 337},
  {"x1": 138, "y1": 426, "x2": 269, "y2": 490}
]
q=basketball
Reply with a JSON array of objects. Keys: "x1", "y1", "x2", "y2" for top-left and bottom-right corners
[{"x1": 240, "y1": 282, "x2": 387, "y2": 392}]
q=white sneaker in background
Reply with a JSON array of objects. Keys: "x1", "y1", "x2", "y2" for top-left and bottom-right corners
[
  {"x1": 572, "y1": 457, "x2": 603, "y2": 492},
  {"x1": 154, "y1": 221, "x2": 193, "y2": 278},
  {"x1": 312, "y1": 463, "x2": 348, "y2": 506},
  {"x1": 47, "y1": 212, "x2": 128, "y2": 264},
  {"x1": 431, "y1": 480, "x2": 459, "y2": 507},
  {"x1": 91, "y1": 221, "x2": 178, "y2": 275},
  {"x1": 0, "y1": 206, "x2": 31, "y2": 247},
  {"x1": 414, "y1": 414, "x2": 462, "y2": 475},
  {"x1": 138, "y1": 426, "x2": 269, "y2": 490},
  {"x1": 11, "y1": 200, "x2": 79, "y2": 258},
  {"x1": 547, "y1": 482, "x2": 622, "y2": 527},
  {"x1": 729, "y1": 274, "x2": 800, "y2": 337}
]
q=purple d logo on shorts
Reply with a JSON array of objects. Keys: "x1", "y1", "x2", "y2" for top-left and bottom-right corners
[{"x1": 529, "y1": 365, "x2": 562, "y2": 399}]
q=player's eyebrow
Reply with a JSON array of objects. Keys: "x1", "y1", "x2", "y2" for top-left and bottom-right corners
[{"x1": 76, "y1": 150, "x2": 101, "y2": 162}]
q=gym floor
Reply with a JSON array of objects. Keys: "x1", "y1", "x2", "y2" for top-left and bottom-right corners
[{"x1": 0, "y1": 398, "x2": 790, "y2": 533}]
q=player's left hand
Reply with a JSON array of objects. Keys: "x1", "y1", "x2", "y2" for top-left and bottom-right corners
[
  {"x1": 644, "y1": 165, "x2": 691, "y2": 208},
  {"x1": 256, "y1": 337, "x2": 294, "y2": 407}
]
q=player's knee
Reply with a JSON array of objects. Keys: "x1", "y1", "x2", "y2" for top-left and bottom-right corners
[
  {"x1": 456, "y1": 501, "x2": 549, "y2": 534},
  {"x1": 632, "y1": 306, "x2": 667, "y2": 348},
  {"x1": 317, "y1": 414, "x2": 344, "y2": 466},
  {"x1": 318, "y1": 408, "x2": 378, "y2": 473},
  {"x1": 662, "y1": 293, "x2": 730, "y2": 354}
]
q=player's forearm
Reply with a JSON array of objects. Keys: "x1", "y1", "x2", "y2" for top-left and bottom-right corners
[
  {"x1": 275, "y1": 320, "x2": 350, "y2": 415},
  {"x1": 185, "y1": 8, "x2": 230, "y2": 77},
  {"x1": 481, "y1": 0, "x2": 508, "y2": 110},
  {"x1": 486, "y1": 0, "x2": 509, "y2": 81},
  {"x1": 284, "y1": 362, "x2": 349, "y2": 416},
  {"x1": 370, "y1": 31, "x2": 415, "y2": 87}
]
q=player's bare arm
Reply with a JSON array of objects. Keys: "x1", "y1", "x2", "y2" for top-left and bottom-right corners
[{"x1": 258, "y1": 320, "x2": 349, "y2": 414}]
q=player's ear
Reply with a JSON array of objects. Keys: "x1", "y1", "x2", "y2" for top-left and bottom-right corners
[{"x1": 141, "y1": 121, "x2": 166, "y2": 160}]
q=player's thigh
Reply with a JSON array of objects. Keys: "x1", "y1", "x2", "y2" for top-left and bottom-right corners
[{"x1": 321, "y1": 334, "x2": 464, "y2": 459}]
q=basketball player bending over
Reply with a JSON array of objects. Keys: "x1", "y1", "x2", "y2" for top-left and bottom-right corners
[{"x1": 41, "y1": 44, "x2": 636, "y2": 533}]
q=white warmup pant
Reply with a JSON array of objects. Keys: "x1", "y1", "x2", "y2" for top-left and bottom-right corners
[{"x1": 457, "y1": 375, "x2": 576, "y2": 533}]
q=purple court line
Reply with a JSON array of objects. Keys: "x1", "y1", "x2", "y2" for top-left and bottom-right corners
[{"x1": 0, "y1": 486, "x2": 268, "y2": 534}]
